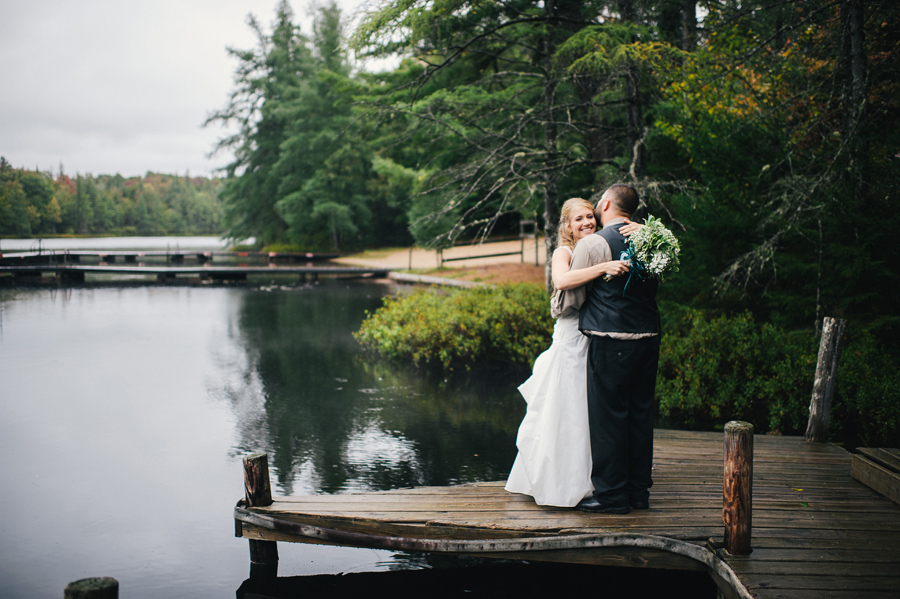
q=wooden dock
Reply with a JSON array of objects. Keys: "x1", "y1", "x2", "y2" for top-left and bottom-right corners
[
  {"x1": 0, "y1": 264, "x2": 390, "y2": 282},
  {"x1": 0, "y1": 249, "x2": 339, "y2": 263},
  {"x1": 234, "y1": 429, "x2": 900, "y2": 598}
]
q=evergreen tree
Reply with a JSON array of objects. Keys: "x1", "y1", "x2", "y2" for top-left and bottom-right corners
[
  {"x1": 16, "y1": 170, "x2": 54, "y2": 234},
  {"x1": 52, "y1": 173, "x2": 77, "y2": 233},
  {"x1": 43, "y1": 197, "x2": 62, "y2": 233},
  {"x1": 74, "y1": 175, "x2": 97, "y2": 234},
  {"x1": 0, "y1": 160, "x2": 32, "y2": 237},
  {"x1": 274, "y1": 1, "x2": 369, "y2": 251},
  {"x1": 209, "y1": 1, "x2": 413, "y2": 251},
  {"x1": 353, "y1": 0, "x2": 679, "y2": 284},
  {"x1": 645, "y1": 0, "x2": 900, "y2": 329},
  {"x1": 206, "y1": 0, "x2": 313, "y2": 246}
]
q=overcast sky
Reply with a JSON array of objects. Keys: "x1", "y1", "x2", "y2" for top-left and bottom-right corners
[{"x1": 0, "y1": 0, "x2": 375, "y2": 179}]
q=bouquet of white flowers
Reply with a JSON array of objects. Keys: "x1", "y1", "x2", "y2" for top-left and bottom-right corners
[
  {"x1": 625, "y1": 215, "x2": 681, "y2": 281},
  {"x1": 610, "y1": 215, "x2": 680, "y2": 292}
]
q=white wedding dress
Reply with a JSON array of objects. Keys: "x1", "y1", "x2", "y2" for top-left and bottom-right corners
[{"x1": 505, "y1": 310, "x2": 593, "y2": 507}]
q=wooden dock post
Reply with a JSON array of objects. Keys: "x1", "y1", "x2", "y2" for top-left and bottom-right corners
[
  {"x1": 64, "y1": 577, "x2": 118, "y2": 599},
  {"x1": 723, "y1": 421, "x2": 753, "y2": 556},
  {"x1": 59, "y1": 269, "x2": 85, "y2": 282},
  {"x1": 243, "y1": 452, "x2": 278, "y2": 580},
  {"x1": 805, "y1": 317, "x2": 846, "y2": 443}
]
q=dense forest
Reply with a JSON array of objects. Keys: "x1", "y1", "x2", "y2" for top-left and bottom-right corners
[
  {"x1": 208, "y1": 0, "x2": 896, "y2": 445},
  {"x1": 0, "y1": 158, "x2": 223, "y2": 237},
  {"x1": 5, "y1": 0, "x2": 898, "y2": 334},
  {"x1": 209, "y1": 0, "x2": 897, "y2": 327},
  {"x1": 2, "y1": 0, "x2": 895, "y2": 442}
]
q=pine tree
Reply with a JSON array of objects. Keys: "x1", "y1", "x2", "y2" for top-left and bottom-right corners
[
  {"x1": 274, "y1": 1, "x2": 371, "y2": 251},
  {"x1": 206, "y1": 0, "x2": 313, "y2": 246},
  {"x1": 353, "y1": 0, "x2": 677, "y2": 285}
]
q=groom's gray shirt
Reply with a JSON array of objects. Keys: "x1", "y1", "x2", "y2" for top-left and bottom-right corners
[{"x1": 551, "y1": 218, "x2": 656, "y2": 340}]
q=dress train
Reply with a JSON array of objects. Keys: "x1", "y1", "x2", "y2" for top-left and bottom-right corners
[{"x1": 505, "y1": 314, "x2": 593, "y2": 507}]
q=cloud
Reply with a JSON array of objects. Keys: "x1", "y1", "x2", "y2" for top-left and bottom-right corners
[{"x1": 0, "y1": 0, "x2": 367, "y2": 177}]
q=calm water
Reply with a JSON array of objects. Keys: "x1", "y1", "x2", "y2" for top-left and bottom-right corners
[
  {"x1": 0, "y1": 235, "x2": 239, "y2": 252},
  {"x1": 0, "y1": 238, "x2": 718, "y2": 598},
  {"x1": 0, "y1": 278, "x2": 526, "y2": 597}
]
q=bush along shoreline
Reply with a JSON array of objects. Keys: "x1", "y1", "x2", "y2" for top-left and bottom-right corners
[
  {"x1": 355, "y1": 284, "x2": 899, "y2": 448},
  {"x1": 355, "y1": 283, "x2": 554, "y2": 372}
]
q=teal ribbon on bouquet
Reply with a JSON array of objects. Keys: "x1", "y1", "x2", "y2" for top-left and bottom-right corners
[{"x1": 619, "y1": 245, "x2": 646, "y2": 296}]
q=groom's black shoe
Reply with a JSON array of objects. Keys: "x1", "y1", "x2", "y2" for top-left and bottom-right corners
[
  {"x1": 576, "y1": 496, "x2": 630, "y2": 514},
  {"x1": 628, "y1": 492, "x2": 650, "y2": 510}
]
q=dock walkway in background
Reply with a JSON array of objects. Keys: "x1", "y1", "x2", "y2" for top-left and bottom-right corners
[
  {"x1": 235, "y1": 429, "x2": 900, "y2": 599},
  {"x1": 0, "y1": 240, "x2": 543, "y2": 285},
  {"x1": 0, "y1": 263, "x2": 390, "y2": 282}
]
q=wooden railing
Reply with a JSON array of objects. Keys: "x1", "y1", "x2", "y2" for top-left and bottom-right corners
[
  {"x1": 438, "y1": 236, "x2": 527, "y2": 267},
  {"x1": 436, "y1": 220, "x2": 541, "y2": 267}
]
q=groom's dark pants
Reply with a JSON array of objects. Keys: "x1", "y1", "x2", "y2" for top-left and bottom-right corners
[{"x1": 586, "y1": 335, "x2": 659, "y2": 506}]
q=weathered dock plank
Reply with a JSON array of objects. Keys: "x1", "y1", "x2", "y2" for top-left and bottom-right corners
[
  {"x1": 852, "y1": 448, "x2": 900, "y2": 505},
  {"x1": 234, "y1": 430, "x2": 900, "y2": 598}
]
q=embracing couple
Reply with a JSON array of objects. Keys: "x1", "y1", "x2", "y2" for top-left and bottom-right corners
[{"x1": 506, "y1": 183, "x2": 660, "y2": 514}]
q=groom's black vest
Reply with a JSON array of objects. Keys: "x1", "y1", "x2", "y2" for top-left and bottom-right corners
[{"x1": 579, "y1": 223, "x2": 660, "y2": 335}]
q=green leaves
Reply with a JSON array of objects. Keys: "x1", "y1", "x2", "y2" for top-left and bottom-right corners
[
  {"x1": 355, "y1": 283, "x2": 553, "y2": 372},
  {"x1": 558, "y1": 22, "x2": 684, "y2": 77},
  {"x1": 830, "y1": 327, "x2": 900, "y2": 448},
  {"x1": 656, "y1": 311, "x2": 817, "y2": 433}
]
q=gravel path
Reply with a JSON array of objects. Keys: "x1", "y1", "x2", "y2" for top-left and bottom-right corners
[{"x1": 334, "y1": 239, "x2": 548, "y2": 286}]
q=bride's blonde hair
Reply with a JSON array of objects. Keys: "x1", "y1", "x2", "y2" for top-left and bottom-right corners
[{"x1": 556, "y1": 197, "x2": 595, "y2": 250}]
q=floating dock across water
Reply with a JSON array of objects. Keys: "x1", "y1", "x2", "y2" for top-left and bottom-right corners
[
  {"x1": 234, "y1": 429, "x2": 900, "y2": 599},
  {"x1": 0, "y1": 249, "x2": 339, "y2": 263},
  {"x1": 0, "y1": 249, "x2": 356, "y2": 282},
  {"x1": 0, "y1": 264, "x2": 390, "y2": 282}
]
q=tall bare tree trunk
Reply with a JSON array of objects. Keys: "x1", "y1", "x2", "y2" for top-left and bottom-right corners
[
  {"x1": 806, "y1": 318, "x2": 847, "y2": 442},
  {"x1": 575, "y1": 75, "x2": 606, "y2": 191},
  {"x1": 624, "y1": 69, "x2": 646, "y2": 180},
  {"x1": 542, "y1": 83, "x2": 560, "y2": 290},
  {"x1": 618, "y1": 0, "x2": 645, "y2": 180},
  {"x1": 682, "y1": 0, "x2": 696, "y2": 52},
  {"x1": 773, "y1": 0, "x2": 787, "y2": 50},
  {"x1": 841, "y1": 0, "x2": 868, "y2": 202},
  {"x1": 540, "y1": 0, "x2": 563, "y2": 290}
]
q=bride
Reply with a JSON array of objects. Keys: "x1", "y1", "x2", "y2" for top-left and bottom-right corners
[{"x1": 505, "y1": 197, "x2": 636, "y2": 507}]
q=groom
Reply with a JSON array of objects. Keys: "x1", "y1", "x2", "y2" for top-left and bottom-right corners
[{"x1": 554, "y1": 184, "x2": 660, "y2": 514}]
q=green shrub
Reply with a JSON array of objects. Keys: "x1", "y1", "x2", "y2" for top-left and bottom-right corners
[
  {"x1": 656, "y1": 311, "x2": 818, "y2": 434},
  {"x1": 830, "y1": 330, "x2": 900, "y2": 448},
  {"x1": 354, "y1": 283, "x2": 553, "y2": 371},
  {"x1": 358, "y1": 288, "x2": 899, "y2": 445}
]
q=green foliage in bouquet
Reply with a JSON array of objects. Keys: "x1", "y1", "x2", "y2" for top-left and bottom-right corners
[
  {"x1": 355, "y1": 283, "x2": 553, "y2": 372},
  {"x1": 625, "y1": 215, "x2": 681, "y2": 282},
  {"x1": 656, "y1": 311, "x2": 817, "y2": 434}
]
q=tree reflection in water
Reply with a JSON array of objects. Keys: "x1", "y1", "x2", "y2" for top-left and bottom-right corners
[{"x1": 208, "y1": 280, "x2": 526, "y2": 496}]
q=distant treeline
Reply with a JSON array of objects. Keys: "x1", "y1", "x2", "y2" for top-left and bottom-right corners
[{"x1": 0, "y1": 157, "x2": 223, "y2": 237}]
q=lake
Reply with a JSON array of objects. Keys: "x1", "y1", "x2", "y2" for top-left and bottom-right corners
[
  {"x1": 0, "y1": 270, "x2": 531, "y2": 597},
  {"x1": 0, "y1": 238, "x2": 717, "y2": 598}
]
